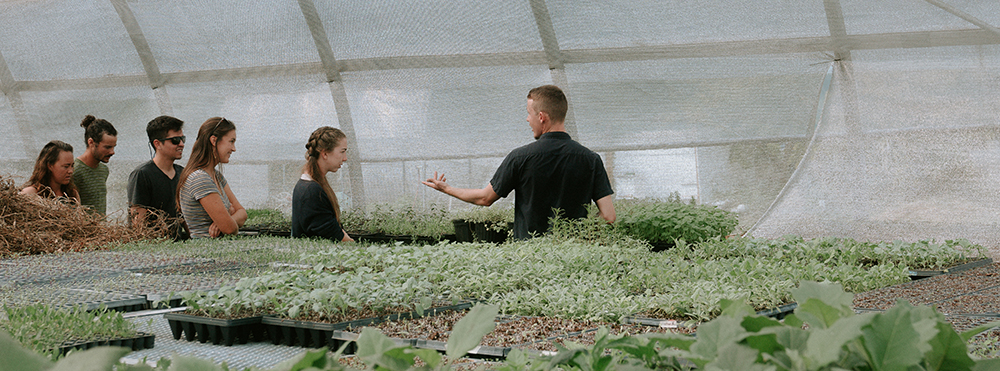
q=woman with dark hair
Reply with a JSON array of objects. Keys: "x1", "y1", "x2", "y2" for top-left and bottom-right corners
[
  {"x1": 291, "y1": 126, "x2": 353, "y2": 242},
  {"x1": 176, "y1": 117, "x2": 246, "y2": 238},
  {"x1": 21, "y1": 140, "x2": 79, "y2": 202}
]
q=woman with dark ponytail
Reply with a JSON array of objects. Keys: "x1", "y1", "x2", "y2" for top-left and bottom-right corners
[{"x1": 291, "y1": 126, "x2": 353, "y2": 242}]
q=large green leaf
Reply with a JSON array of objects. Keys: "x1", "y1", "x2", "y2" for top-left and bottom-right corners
[
  {"x1": 690, "y1": 316, "x2": 748, "y2": 364},
  {"x1": 356, "y1": 328, "x2": 413, "y2": 371},
  {"x1": 760, "y1": 326, "x2": 809, "y2": 352},
  {"x1": 923, "y1": 320, "x2": 975, "y2": 371},
  {"x1": 861, "y1": 308, "x2": 924, "y2": 371},
  {"x1": 446, "y1": 304, "x2": 498, "y2": 360},
  {"x1": 641, "y1": 332, "x2": 697, "y2": 352},
  {"x1": 0, "y1": 330, "x2": 49, "y2": 371},
  {"x1": 49, "y1": 347, "x2": 131, "y2": 371},
  {"x1": 791, "y1": 281, "x2": 853, "y2": 311},
  {"x1": 720, "y1": 298, "x2": 754, "y2": 318},
  {"x1": 160, "y1": 355, "x2": 226, "y2": 371},
  {"x1": 961, "y1": 320, "x2": 1000, "y2": 342},
  {"x1": 973, "y1": 359, "x2": 1000, "y2": 371},
  {"x1": 804, "y1": 314, "x2": 869, "y2": 368},
  {"x1": 404, "y1": 348, "x2": 442, "y2": 369},
  {"x1": 741, "y1": 316, "x2": 783, "y2": 333},
  {"x1": 796, "y1": 298, "x2": 851, "y2": 329},
  {"x1": 703, "y1": 343, "x2": 774, "y2": 371},
  {"x1": 285, "y1": 347, "x2": 329, "y2": 371}
]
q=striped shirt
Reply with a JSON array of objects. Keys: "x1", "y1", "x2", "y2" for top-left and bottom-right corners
[
  {"x1": 179, "y1": 169, "x2": 230, "y2": 239},
  {"x1": 72, "y1": 158, "x2": 109, "y2": 215}
]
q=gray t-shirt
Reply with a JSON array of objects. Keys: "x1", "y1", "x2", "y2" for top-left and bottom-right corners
[{"x1": 179, "y1": 169, "x2": 230, "y2": 239}]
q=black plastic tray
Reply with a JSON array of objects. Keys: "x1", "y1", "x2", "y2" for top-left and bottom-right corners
[
  {"x1": 909, "y1": 258, "x2": 994, "y2": 280},
  {"x1": 164, "y1": 312, "x2": 268, "y2": 346},
  {"x1": 54, "y1": 332, "x2": 155, "y2": 356}
]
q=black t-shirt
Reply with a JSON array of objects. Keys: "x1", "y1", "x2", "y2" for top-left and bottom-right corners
[
  {"x1": 490, "y1": 132, "x2": 614, "y2": 239},
  {"x1": 291, "y1": 179, "x2": 344, "y2": 241},
  {"x1": 127, "y1": 160, "x2": 184, "y2": 219}
]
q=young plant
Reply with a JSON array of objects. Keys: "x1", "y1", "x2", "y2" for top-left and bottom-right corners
[{"x1": 614, "y1": 196, "x2": 739, "y2": 248}]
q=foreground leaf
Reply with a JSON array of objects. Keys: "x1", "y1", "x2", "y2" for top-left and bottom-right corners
[
  {"x1": 804, "y1": 314, "x2": 869, "y2": 368},
  {"x1": 50, "y1": 347, "x2": 131, "y2": 371},
  {"x1": 356, "y1": 328, "x2": 412, "y2": 371},
  {"x1": 0, "y1": 330, "x2": 49, "y2": 371},
  {"x1": 923, "y1": 320, "x2": 975, "y2": 371},
  {"x1": 446, "y1": 303, "x2": 498, "y2": 360},
  {"x1": 162, "y1": 354, "x2": 225, "y2": 371},
  {"x1": 861, "y1": 308, "x2": 923, "y2": 371},
  {"x1": 961, "y1": 320, "x2": 1000, "y2": 342},
  {"x1": 703, "y1": 343, "x2": 774, "y2": 371},
  {"x1": 791, "y1": 281, "x2": 853, "y2": 311},
  {"x1": 690, "y1": 316, "x2": 747, "y2": 365}
]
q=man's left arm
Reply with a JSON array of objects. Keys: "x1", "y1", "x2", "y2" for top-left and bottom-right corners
[{"x1": 595, "y1": 195, "x2": 615, "y2": 223}]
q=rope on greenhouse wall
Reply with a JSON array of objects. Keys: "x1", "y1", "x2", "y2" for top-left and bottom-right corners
[
  {"x1": 744, "y1": 63, "x2": 835, "y2": 237},
  {"x1": 297, "y1": 0, "x2": 366, "y2": 209}
]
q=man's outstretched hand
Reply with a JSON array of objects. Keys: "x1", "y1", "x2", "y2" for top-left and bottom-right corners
[{"x1": 422, "y1": 171, "x2": 448, "y2": 191}]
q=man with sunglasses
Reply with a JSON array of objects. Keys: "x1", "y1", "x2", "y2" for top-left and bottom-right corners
[{"x1": 127, "y1": 115, "x2": 189, "y2": 240}]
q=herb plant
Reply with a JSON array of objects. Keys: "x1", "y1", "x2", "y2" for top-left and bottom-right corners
[
  {"x1": 0, "y1": 304, "x2": 139, "y2": 359},
  {"x1": 244, "y1": 208, "x2": 292, "y2": 231},
  {"x1": 614, "y1": 195, "x2": 739, "y2": 248}
]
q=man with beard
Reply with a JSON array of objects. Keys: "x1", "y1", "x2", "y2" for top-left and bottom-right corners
[{"x1": 74, "y1": 115, "x2": 117, "y2": 215}]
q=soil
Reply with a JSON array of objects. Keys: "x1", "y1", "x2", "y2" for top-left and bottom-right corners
[{"x1": 853, "y1": 263, "x2": 1000, "y2": 310}]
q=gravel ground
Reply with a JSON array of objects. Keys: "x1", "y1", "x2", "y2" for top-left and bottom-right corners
[{"x1": 853, "y1": 263, "x2": 1000, "y2": 310}]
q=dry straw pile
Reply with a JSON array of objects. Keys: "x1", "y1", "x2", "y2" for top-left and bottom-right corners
[{"x1": 0, "y1": 174, "x2": 165, "y2": 257}]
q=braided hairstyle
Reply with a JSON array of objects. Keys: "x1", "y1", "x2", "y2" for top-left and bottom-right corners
[
  {"x1": 24, "y1": 140, "x2": 77, "y2": 199},
  {"x1": 303, "y1": 126, "x2": 346, "y2": 222}
]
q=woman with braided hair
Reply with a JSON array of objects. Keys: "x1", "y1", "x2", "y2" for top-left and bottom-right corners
[{"x1": 291, "y1": 126, "x2": 353, "y2": 242}]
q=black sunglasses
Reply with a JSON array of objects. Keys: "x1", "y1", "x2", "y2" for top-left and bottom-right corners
[{"x1": 159, "y1": 136, "x2": 186, "y2": 145}]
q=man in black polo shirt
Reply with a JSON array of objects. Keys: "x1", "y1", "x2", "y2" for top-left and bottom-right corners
[{"x1": 423, "y1": 85, "x2": 615, "y2": 239}]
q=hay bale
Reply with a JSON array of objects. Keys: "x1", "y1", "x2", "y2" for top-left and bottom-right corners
[{"x1": 0, "y1": 174, "x2": 167, "y2": 257}]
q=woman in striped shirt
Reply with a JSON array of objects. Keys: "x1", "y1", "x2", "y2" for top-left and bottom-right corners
[{"x1": 176, "y1": 117, "x2": 247, "y2": 238}]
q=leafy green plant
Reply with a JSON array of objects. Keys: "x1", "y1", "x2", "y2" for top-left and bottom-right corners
[
  {"x1": 614, "y1": 196, "x2": 739, "y2": 248},
  {"x1": 0, "y1": 304, "x2": 139, "y2": 359},
  {"x1": 7, "y1": 285, "x2": 1000, "y2": 370},
  {"x1": 244, "y1": 208, "x2": 291, "y2": 231},
  {"x1": 453, "y1": 206, "x2": 514, "y2": 232},
  {"x1": 341, "y1": 203, "x2": 453, "y2": 238}
]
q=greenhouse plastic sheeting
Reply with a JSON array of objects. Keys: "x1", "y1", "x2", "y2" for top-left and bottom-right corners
[{"x1": 0, "y1": 0, "x2": 999, "y2": 251}]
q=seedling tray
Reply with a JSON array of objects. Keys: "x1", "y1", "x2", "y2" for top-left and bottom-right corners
[
  {"x1": 54, "y1": 332, "x2": 155, "y2": 356},
  {"x1": 909, "y1": 258, "x2": 993, "y2": 280},
  {"x1": 331, "y1": 330, "x2": 416, "y2": 354},
  {"x1": 47, "y1": 289, "x2": 148, "y2": 312},
  {"x1": 269, "y1": 302, "x2": 474, "y2": 350},
  {"x1": 416, "y1": 339, "x2": 510, "y2": 358},
  {"x1": 756, "y1": 303, "x2": 798, "y2": 319},
  {"x1": 164, "y1": 312, "x2": 269, "y2": 346},
  {"x1": 262, "y1": 316, "x2": 379, "y2": 349}
]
